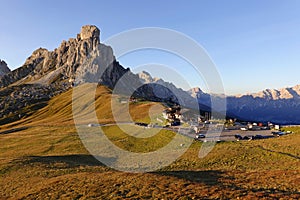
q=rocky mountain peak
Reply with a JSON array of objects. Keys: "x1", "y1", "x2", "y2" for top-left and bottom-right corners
[
  {"x1": 190, "y1": 87, "x2": 203, "y2": 94},
  {"x1": 0, "y1": 59, "x2": 11, "y2": 77},
  {"x1": 0, "y1": 25, "x2": 107, "y2": 88},
  {"x1": 249, "y1": 86, "x2": 300, "y2": 100},
  {"x1": 138, "y1": 71, "x2": 169, "y2": 84},
  {"x1": 138, "y1": 71, "x2": 153, "y2": 83},
  {"x1": 292, "y1": 85, "x2": 300, "y2": 95},
  {"x1": 188, "y1": 87, "x2": 205, "y2": 98},
  {"x1": 80, "y1": 25, "x2": 100, "y2": 40}
]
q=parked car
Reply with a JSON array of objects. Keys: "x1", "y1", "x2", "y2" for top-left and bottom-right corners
[
  {"x1": 135, "y1": 122, "x2": 148, "y2": 127},
  {"x1": 171, "y1": 121, "x2": 181, "y2": 126},
  {"x1": 234, "y1": 134, "x2": 243, "y2": 140},
  {"x1": 195, "y1": 134, "x2": 206, "y2": 139},
  {"x1": 253, "y1": 135, "x2": 264, "y2": 140},
  {"x1": 243, "y1": 135, "x2": 253, "y2": 140},
  {"x1": 272, "y1": 131, "x2": 285, "y2": 136}
]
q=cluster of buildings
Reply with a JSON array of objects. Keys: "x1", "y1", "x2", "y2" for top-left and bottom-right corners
[{"x1": 162, "y1": 105, "x2": 182, "y2": 126}]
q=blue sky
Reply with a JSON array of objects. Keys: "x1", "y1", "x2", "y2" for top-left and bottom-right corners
[{"x1": 0, "y1": 0, "x2": 300, "y2": 95}]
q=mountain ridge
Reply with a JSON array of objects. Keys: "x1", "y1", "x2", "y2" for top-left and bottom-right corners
[
  {"x1": 190, "y1": 84, "x2": 300, "y2": 124},
  {"x1": 245, "y1": 85, "x2": 300, "y2": 100}
]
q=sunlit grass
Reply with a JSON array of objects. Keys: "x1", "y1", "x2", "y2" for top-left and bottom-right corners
[
  {"x1": 0, "y1": 84, "x2": 299, "y2": 199},
  {"x1": 1, "y1": 124, "x2": 299, "y2": 199}
]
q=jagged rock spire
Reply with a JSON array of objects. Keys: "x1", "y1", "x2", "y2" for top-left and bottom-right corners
[
  {"x1": 80, "y1": 25, "x2": 100, "y2": 40},
  {"x1": 0, "y1": 60, "x2": 11, "y2": 77}
]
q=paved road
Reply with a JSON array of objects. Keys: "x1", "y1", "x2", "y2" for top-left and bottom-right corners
[{"x1": 86, "y1": 123, "x2": 276, "y2": 142}]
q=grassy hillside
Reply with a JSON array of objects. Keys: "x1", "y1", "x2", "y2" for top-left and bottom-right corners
[
  {"x1": 0, "y1": 84, "x2": 299, "y2": 199},
  {"x1": 0, "y1": 84, "x2": 163, "y2": 128}
]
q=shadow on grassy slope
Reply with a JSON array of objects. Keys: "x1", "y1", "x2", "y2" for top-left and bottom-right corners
[
  {"x1": 21, "y1": 155, "x2": 226, "y2": 187},
  {"x1": 16, "y1": 155, "x2": 226, "y2": 187},
  {"x1": 0, "y1": 126, "x2": 29, "y2": 135},
  {"x1": 257, "y1": 145, "x2": 300, "y2": 160},
  {"x1": 154, "y1": 170, "x2": 225, "y2": 186},
  {"x1": 22, "y1": 154, "x2": 111, "y2": 167}
]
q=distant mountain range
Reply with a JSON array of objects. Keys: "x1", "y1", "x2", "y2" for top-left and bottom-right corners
[
  {"x1": 0, "y1": 25, "x2": 299, "y2": 125},
  {"x1": 139, "y1": 71, "x2": 300, "y2": 124},
  {"x1": 228, "y1": 85, "x2": 300, "y2": 124},
  {"x1": 189, "y1": 85, "x2": 300, "y2": 124},
  {"x1": 246, "y1": 86, "x2": 300, "y2": 100}
]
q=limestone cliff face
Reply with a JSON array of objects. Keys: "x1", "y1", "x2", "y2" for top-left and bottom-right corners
[
  {"x1": 0, "y1": 60, "x2": 11, "y2": 77},
  {"x1": 0, "y1": 25, "x2": 140, "y2": 90}
]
